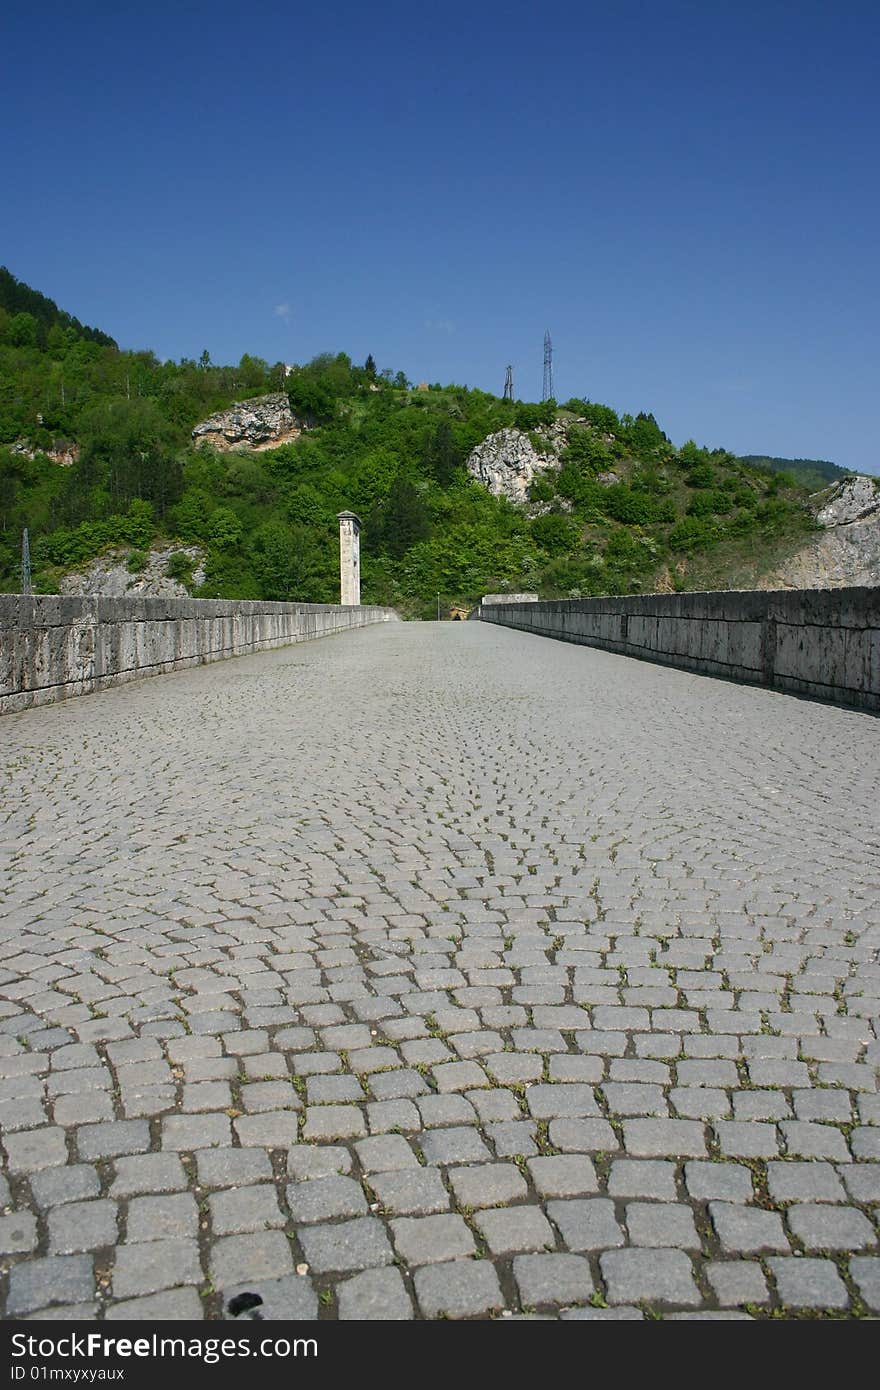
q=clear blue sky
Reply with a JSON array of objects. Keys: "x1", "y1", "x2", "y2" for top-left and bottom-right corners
[{"x1": 3, "y1": 0, "x2": 878, "y2": 471}]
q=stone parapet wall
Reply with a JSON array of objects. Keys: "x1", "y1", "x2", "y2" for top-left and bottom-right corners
[
  {"x1": 478, "y1": 589, "x2": 879, "y2": 712},
  {"x1": 0, "y1": 595, "x2": 398, "y2": 714}
]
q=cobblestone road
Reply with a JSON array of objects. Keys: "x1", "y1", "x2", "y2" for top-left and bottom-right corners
[{"x1": 1, "y1": 623, "x2": 878, "y2": 1320}]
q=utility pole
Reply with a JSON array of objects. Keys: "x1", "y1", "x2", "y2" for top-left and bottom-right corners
[
  {"x1": 437, "y1": 593, "x2": 441, "y2": 621},
  {"x1": 503, "y1": 365, "x2": 514, "y2": 402},
  {"x1": 542, "y1": 330, "x2": 553, "y2": 403},
  {"x1": 21, "y1": 528, "x2": 32, "y2": 595}
]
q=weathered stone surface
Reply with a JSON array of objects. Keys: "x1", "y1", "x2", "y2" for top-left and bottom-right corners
[
  {"x1": 221, "y1": 1275, "x2": 317, "y2": 1322},
  {"x1": 709, "y1": 1203, "x2": 789, "y2": 1254},
  {"x1": 7, "y1": 1256, "x2": 94, "y2": 1315},
  {"x1": 59, "y1": 546, "x2": 206, "y2": 600},
  {"x1": 209, "y1": 1233, "x2": 293, "y2": 1288},
  {"x1": 391, "y1": 1214, "x2": 475, "y2": 1264},
  {"x1": 0, "y1": 596, "x2": 397, "y2": 714},
  {"x1": 112, "y1": 1241, "x2": 202, "y2": 1298},
  {"x1": 297, "y1": 1218, "x2": 393, "y2": 1275},
  {"x1": 706, "y1": 1260, "x2": 770, "y2": 1308},
  {"x1": 767, "y1": 1257, "x2": 849, "y2": 1310},
  {"x1": 337, "y1": 1267, "x2": 413, "y2": 1320},
  {"x1": 816, "y1": 475, "x2": 880, "y2": 528},
  {"x1": 286, "y1": 1176, "x2": 367, "y2": 1224},
  {"x1": 1, "y1": 619, "x2": 877, "y2": 1322},
  {"x1": 449, "y1": 1163, "x2": 526, "y2": 1209},
  {"x1": 192, "y1": 393, "x2": 302, "y2": 452},
  {"x1": 414, "y1": 1260, "x2": 504, "y2": 1319},
  {"x1": 600, "y1": 1249, "x2": 701, "y2": 1307},
  {"x1": 465, "y1": 427, "x2": 560, "y2": 504},
  {"x1": 513, "y1": 1253, "x2": 594, "y2": 1308}
]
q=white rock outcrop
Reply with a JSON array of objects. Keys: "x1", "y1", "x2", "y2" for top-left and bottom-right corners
[
  {"x1": 815, "y1": 474, "x2": 879, "y2": 527},
  {"x1": 192, "y1": 393, "x2": 301, "y2": 452},
  {"x1": 761, "y1": 474, "x2": 880, "y2": 589},
  {"x1": 465, "y1": 428, "x2": 561, "y2": 503},
  {"x1": 59, "y1": 545, "x2": 207, "y2": 598},
  {"x1": 11, "y1": 439, "x2": 79, "y2": 466}
]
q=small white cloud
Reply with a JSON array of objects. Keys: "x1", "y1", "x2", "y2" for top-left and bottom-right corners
[
  {"x1": 273, "y1": 302, "x2": 291, "y2": 320},
  {"x1": 424, "y1": 317, "x2": 455, "y2": 334}
]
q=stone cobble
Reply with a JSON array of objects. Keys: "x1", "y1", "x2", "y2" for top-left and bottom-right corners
[{"x1": 0, "y1": 622, "x2": 878, "y2": 1319}]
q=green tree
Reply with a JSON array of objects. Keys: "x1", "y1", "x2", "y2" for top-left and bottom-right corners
[
  {"x1": 8, "y1": 313, "x2": 38, "y2": 348},
  {"x1": 424, "y1": 419, "x2": 462, "y2": 486},
  {"x1": 208, "y1": 507, "x2": 243, "y2": 548},
  {"x1": 381, "y1": 473, "x2": 431, "y2": 559},
  {"x1": 73, "y1": 397, "x2": 182, "y2": 519},
  {"x1": 286, "y1": 376, "x2": 335, "y2": 423}
]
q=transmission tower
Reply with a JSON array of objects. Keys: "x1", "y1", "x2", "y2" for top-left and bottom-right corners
[
  {"x1": 21, "y1": 528, "x2": 32, "y2": 595},
  {"x1": 542, "y1": 330, "x2": 553, "y2": 402},
  {"x1": 503, "y1": 365, "x2": 514, "y2": 402}
]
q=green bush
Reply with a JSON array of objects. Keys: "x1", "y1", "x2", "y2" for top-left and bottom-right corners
[
  {"x1": 528, "y1": 473, "x2": 557, "y2": 503},
  {"x1": 208, "y1": 507, "x2": 243, "y2": 549},
  {"x1": 685, "y1": 463, "x2": 716, "y2": 488},
  {"x1": 602, "y1": 485, "x2": 654, "y2": 525},
  {"x1": 563, "y1": 400, "x2": 620, "y2": 434},
  {"x1": 601, "y1": 485, "x2": 674, "y2": 526},
  {"x1": 687, "y1": 490, "x2": 732, "y2": 517},
  {"x1": 127, "y1": 549, "x2": 148, "y2": 573},
  {"x1": 165, "y1": 550, "x2": 194, "y2": 582},
  {"x1": 561, "y1": 429, "x2": 615, "y2": 473},
  {"x1": 531, "y1": 513, "x2": 579, "y2": 554},
  {"x1": 668, "y1": 515, "x2": 718, "y2": 551},
  {"x1": 514, "y1": 401, "x2": 556, "y2": 430}
]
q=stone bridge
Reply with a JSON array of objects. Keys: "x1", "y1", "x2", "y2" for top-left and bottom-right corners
[{"x1": 0, "y1": 622, "x2": 878, "y2": 1320}]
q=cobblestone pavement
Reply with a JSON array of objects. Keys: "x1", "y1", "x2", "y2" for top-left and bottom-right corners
[{"x1": 1, "y1": 622, "x2": 878, "y2": 1321}]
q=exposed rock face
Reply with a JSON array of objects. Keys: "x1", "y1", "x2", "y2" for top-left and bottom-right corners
[
  {"x1": 59, "y1": 545, "x2": 207, "y2": 598},
  {"x1": 11, "y1": 439, "x2": 79, "y2": 466},
  {"x1": 815, "y1": 474, "x2": 879, "y2": 527},
  {"x1": 192, "y1": 393, "x2": 301, "y2": 452},
  {"x1": 465, "y1": 428, "x2": 561, "y2": 503},
  {"x1": 759, "y1": 474, "x2": 880, "y2": 589}
]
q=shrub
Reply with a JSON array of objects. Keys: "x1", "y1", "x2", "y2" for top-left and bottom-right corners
[
  {"x1": 165, "y1": 550, "x2": 194, "y2": 582},
  {"x1": 685, "y1": 463, "x2": 716, "y2": 488},
  {"x1": 532, "y1": 513, "x2": 579, "y2": 554},
  {"x1": 528, "y1": 473, "x2": 557, "y2": 503},
  {"x1": 668, "y1": 516, "x2": 718, "y2": 551},
  {"x1": 208, "y1": 507, "x2": 243, "y2": 549}
]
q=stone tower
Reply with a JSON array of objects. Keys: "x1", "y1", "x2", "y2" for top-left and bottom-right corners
[{"x1": 337, "y1": 511, "x2": 362, "y2": 606}]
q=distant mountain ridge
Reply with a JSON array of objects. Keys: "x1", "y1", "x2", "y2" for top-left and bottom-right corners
[{"x1": 741, "y1": 454, "x2": 853, "y2": 492}]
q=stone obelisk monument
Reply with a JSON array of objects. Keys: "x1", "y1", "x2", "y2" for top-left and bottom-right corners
[{"x1": 336, "y1": 511, "x2": 362, "y2": 606}]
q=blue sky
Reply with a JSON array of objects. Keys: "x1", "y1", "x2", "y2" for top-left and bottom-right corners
[{"x1": 3, "y1": 0, "x2": 878, "y2": 471}]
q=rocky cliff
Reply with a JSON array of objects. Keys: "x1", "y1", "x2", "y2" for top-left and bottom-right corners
[
  {"x1": 760, "y1": 475, "x2": 880, "y2": 589},
  {"x1": 465, "y1": 424, "x2": 567, "y2": 503},
  {"x1": 192, "y1": 393, "x2": 302, "y2": 451},
  {"x1": 59, "y1": 545, "x2": 207, "y2": 598},
  {"x1": 11, "y1": 438, "x2": 79, "y2": 466}
]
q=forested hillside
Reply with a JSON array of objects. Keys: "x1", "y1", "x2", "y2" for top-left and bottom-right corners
[
  {"x1": 0, "y1": 270, "x2": 816, "y2": 615},
  {"x1": 741, "y1": 455, "x2": 853, "y2": 493}
]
